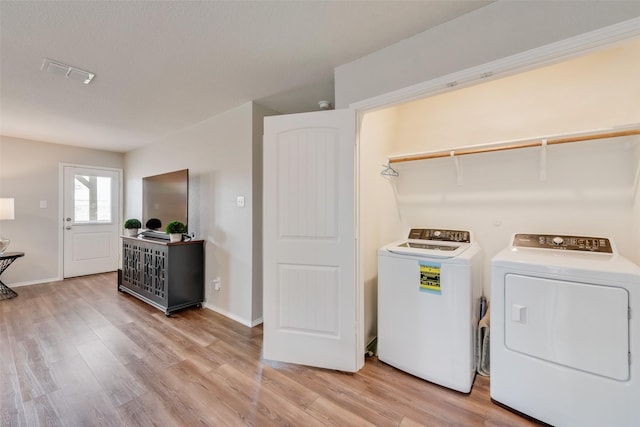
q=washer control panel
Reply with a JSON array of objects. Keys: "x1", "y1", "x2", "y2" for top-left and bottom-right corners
[
  {"x1": 513, "y1": 233, "x2": 613, "y2": 253},
  {"x1": 408, "y1": 228, "x2": 470, "y2": 243}
]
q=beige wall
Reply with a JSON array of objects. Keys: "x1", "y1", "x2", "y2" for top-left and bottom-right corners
[
  {"x1": 359, "y1": 108, "x2": 405, "y2": 348},
  {"x1": 0, "y1": 136, "x2": 124, "y2": 284},
  {"x1": 391, "y1": 39, "x2": 640, "y2": 154},
  {"x1": 124, "y1": 101, "x2": 277, "y2": 326},
  {"x1": 251, "y1": 103, "x2": 279, "y2": 321}
]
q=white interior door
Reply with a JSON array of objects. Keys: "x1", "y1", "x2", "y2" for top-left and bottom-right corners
[
  {"x1": 263, "y1": 109, "x2": 362, "y2": 372},
  {"x1": 63, "y1": 165, "x2": 120, "y2": 278}
]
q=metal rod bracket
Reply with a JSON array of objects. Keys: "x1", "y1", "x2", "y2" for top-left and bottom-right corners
[
  {"x1": 451, "y1": 151, "x2": 463, "y2": 186},
  {"x1": 539, "y1": 138, "x2": 547, "y2": 181}
]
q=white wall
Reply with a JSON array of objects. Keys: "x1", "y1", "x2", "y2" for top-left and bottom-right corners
[
  {"x1": 0, "y1": 136, "x2": 124, "y2": 285},
  {"x1": 124, "y1": 102, "x2": 276, "y2": 326},
  {"x1": 359, "y1": 41, "x2": 640, "y2": 298},
  {"x1": 335, "y1": 1, "x2": 640, "y2": 108}
]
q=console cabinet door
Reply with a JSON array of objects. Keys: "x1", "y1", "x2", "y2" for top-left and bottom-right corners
[
  {"x1": 122, "y1": 239, "x2": 142, "y2": 291},
  {"x1": 143, "y1": 243, "x2": 168, "y2": 307}
]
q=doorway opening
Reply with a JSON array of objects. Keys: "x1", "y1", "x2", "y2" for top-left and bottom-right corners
[
  {"x1": 357, "y1": 37, "x2": 640, "y2": 354},
  {"x1": 61, "y1": 164, "x2": 122, "y2": 278}
]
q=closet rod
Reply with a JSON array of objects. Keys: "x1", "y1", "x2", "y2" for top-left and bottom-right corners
[{"x1": 388, "y1": 127, "x2": 640, "y2": 164}]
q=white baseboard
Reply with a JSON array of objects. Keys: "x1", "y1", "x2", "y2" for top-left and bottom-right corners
[
  {"x1": 203, "y1": 302, "x2": 263, "y2": 328},
  {"x1": 10, "y1": 277, "x2": 61, "y2": 288}
]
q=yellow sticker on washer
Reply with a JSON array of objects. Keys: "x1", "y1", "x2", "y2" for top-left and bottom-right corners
[{"x1": 419, "y1": 262, "x2": 441, "y2": 294}]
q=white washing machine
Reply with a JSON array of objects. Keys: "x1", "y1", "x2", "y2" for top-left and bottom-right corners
[
  {"x1": 378, "y1": 228, "x2": 482, "y2": 393},
  {"x1": 491, "y1": 233, "x2": 640, "y2": 427}
]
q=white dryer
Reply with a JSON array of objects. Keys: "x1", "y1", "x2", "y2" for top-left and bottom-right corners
[
  {"x1": 378, "y1": 228, "x2": 482, "y2": 393},
  {"x1": 491, "y1": 233, "x2": 640, "y2": 427}
]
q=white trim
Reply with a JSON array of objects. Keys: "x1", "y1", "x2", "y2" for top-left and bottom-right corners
[
  {"x1": 354, "y1": 109, "x2": 365, "y2": 367},
  {"x1": 57, "y1": 165, "x2": 64, "y2": 281},
  {"x1": 203, "y1": 302, "x2": 257, "y2": 328},
  {"x1": 9, "y1": 277, "x2": 61, "y2": 288},
  {"x1": 251, "y1": 316, "x2": 264, "y2": 327},
  {"x1": 58, "y1": 163, "x2": 123, "y2": 280},
  {"x1": 634, "y1": 154, "x2": 640, "y2": 204},
  {"x1": 350, "y1": 17, "x2": 640, "y2": 113}
]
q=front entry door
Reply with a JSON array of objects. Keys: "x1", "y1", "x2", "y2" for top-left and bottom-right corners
[
  {"x1": 63, "y1": 165, "x2": 120, "y2": 278},
  {"x1": 263, "y1": 109, "x2": 363, "y2": 372}
]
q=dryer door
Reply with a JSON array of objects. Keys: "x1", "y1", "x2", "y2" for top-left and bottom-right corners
[{"x1": 505, "y1": 274, "x2": 629, "y2": 380}]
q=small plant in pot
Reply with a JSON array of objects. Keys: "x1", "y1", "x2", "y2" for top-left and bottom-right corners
[
  {"x1": 166, "y1": 221, "x2": 186, "y2": 242},
  {"x1": 124, "y1": 218, "x2": 142, "y2": 236}
]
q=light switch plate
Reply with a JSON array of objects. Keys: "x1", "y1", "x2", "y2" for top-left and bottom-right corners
[{"x1": 236, "y1": 196, "x2": 245, "y2": 208}]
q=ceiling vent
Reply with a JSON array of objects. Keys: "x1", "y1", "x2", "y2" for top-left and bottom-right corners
[{"x1": 41, "y1": 58, "x2": 95, "y2": 84}]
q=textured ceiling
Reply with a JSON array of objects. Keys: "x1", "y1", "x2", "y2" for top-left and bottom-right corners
[{"x1": 0, "y1": 1, "x2": 492, "y2": 153}]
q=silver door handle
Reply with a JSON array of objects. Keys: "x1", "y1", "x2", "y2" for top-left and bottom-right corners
[
  {"x1": 66, "y1": 217, "x2": 72, "y2": 221},
  {"x1": 65, "y1": 226, "x2": 72, "y2": 230}
]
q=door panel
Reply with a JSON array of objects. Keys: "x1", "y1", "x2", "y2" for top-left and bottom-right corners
[
  {"x1": 263, "y1": 109, "x2": 361, "y2": 372},
  {"x1": 63, "y1": 166, "x2": 120, "y2": 278},
  {"x1": 277, "y1": 129, "x2": 338, "y2": 239},
  {"x1": 505, "y1": 273, "x2": 629, "y2": 380},
  {"x1": 278, "y1": 264, "x2": 340, "y2": 336},
  {"x1": 70, "y1": 232, "x2": 112, "y2": 260}
]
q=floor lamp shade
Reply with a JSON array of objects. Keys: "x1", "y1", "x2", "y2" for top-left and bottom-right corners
[{"x1": 0, "y1": 198, "x2": 15, "y2": 220}]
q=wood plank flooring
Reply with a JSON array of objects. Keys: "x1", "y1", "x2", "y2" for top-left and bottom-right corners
[{"x1": 0, "y1": 273, "x2": 542, "y2": 426}]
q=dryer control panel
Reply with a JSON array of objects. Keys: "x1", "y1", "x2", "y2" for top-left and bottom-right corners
[
  {"x1": 512, "y1": 234, "x2": 613, "y2": 253},
  {"x1": 408, "y1": 228, "x2": 470, "y2": 243}
]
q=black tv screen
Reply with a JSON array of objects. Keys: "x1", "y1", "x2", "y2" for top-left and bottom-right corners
[{"x1": 142, "y1": 169, "x2": 188, "y2": 233}]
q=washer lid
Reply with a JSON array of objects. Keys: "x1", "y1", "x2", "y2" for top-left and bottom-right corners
[{"x1": 386, "y1": 239, "x2": 470, "y2": 258}]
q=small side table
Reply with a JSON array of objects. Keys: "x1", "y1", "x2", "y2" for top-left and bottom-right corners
[{"x1": 0, "y1": 252, "x2": 24, "y2": 300}]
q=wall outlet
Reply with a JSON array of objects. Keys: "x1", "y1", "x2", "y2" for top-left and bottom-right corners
[{"x1": 212, "y1": 278, "x2": 221, "y2": 291}]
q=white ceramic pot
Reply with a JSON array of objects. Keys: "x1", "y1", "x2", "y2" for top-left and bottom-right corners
[
  {"x1": 125, "y1": 228, "x2": 139, "y2": 237},
  {"x1": 169, "y1": 233, "x2": 182, "y2": 243}
]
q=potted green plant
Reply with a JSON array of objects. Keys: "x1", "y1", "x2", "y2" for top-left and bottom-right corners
[
  {"x1": 166, "y1": 220, "x2": 186, "y2": 242},
  {"x1": 124, "y1": 218, "x2": 142, "y2": 236}
]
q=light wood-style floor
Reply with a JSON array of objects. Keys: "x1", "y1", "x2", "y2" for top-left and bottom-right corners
[{"x1": 0, "y1": 273, "x2": 542, "y2": 426}]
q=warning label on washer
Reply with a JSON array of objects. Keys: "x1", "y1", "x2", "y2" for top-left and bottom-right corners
[{"x1": 419, "y1": 262, "x2": 441, "y2": 294}]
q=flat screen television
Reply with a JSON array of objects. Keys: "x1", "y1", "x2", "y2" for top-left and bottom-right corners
[{"x1": 142, "y1": 169, "x2": 188, "y2": 234}]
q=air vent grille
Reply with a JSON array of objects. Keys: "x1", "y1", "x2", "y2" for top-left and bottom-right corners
[{"x1": 41, "y1": 58, "x2": 95, "y2": 84}]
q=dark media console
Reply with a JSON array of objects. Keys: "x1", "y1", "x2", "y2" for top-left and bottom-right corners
[{"x1": 118, "y1": 236, "x2": 204, "y2": 316}]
